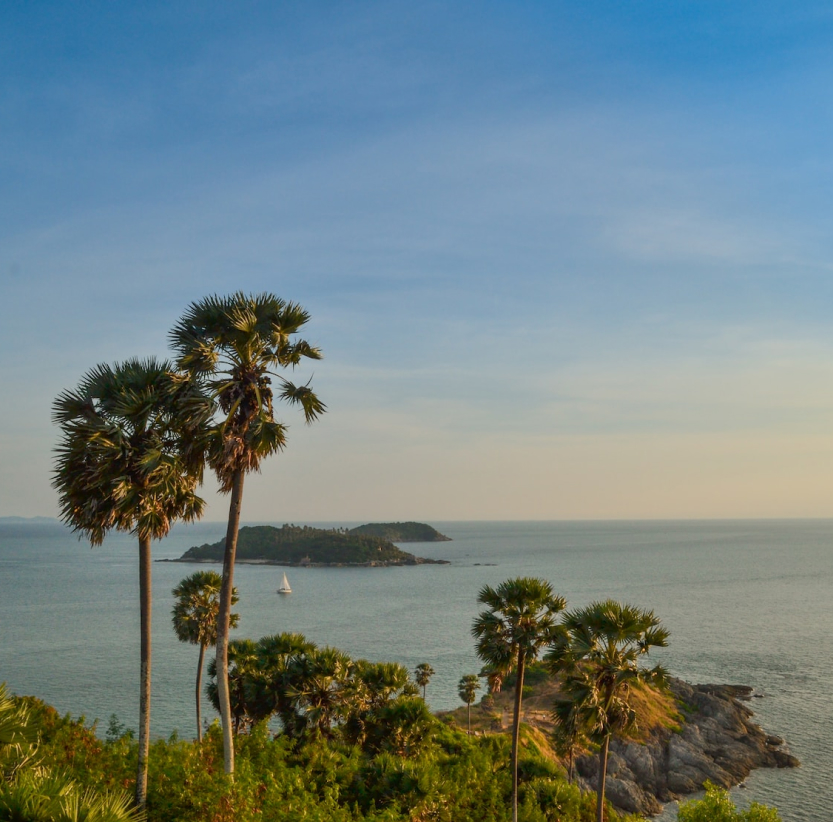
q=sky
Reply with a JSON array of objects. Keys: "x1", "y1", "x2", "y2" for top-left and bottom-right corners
[{"x1": 4, "y1": 1, "x2": 833, "y2": 521}]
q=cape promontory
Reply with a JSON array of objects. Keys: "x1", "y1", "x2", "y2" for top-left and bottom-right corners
[
  {"x1": 347, "y1": 521, "x2": 451, "y2": 542},
  {"x1": 175, "y1": 524, "x2": 449, "y2": 567}
]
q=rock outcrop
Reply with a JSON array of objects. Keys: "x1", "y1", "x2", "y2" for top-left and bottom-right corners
[{"x1": 573, "y1": 679, "x2": 799, "y2": 816}]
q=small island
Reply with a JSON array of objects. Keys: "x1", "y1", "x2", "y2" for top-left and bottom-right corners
[
  {"x1": 347, "y1": 521, "x2": 451, "y2": 542},
  {"x1": 173, "y1": 524, "x2": 449, "y2": 567}
]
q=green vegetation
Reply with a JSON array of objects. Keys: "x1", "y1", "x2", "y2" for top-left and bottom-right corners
[
  {"x1": 52, "y1": 358, "x2": 210, "y2": 806},
  {"x1": 0, "y1": 683, "x2": 143, "y2": 821},
  {"x1": 547, "y1": 600, "x2": 669, "y2": 822},
  {"x1": 348, "y1": 522, "x2": 451, "y2": 542},
  {"x1": 179, "y1": 525, "x2": 434, "y2": 566},
  {"x1": 171, "y1": 292, "x2": 326, "y2": 775},
  {"x1": 0, "y1": 681, "x2": 781, "y2": 822},
  {"x1": 677, "y1": 782, "x2": 781, "y2": 821},
  {"x1": 171, "y1": 572, "x2": 240, "y2": 742},
  {"x1": 3, "y1": 684, "x2": 643, "y2": 822}
]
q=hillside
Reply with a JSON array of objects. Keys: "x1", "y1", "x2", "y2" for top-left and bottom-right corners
[
  {"x1": 348, "y1": 521, "x2": 451, "y2": 542},
  {"x1": 176, "y1": 524, "x2": 449, "y2": 566}
]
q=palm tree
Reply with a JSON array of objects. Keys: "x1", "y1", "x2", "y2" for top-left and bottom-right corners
[
  {"x1": 170, "y1": 292, "x2": 325, "y2": 774},
  {"x1": 414, "y1": 663, "x2": 435, "y2": 701},
  {"x1": 52, "y1": 359, "x2": 209, "y2": 807},
  {"x1": 547, "y1": 600, "x2": 668, "y2": 822},
  {"x1": 171, "y1": 571, "x2": 240, "y2": 742},
  {"x1": 344, "y1": 661, "x2": 411, "y2": 748},
  {"x1": 458, "y1": 674, "x2": 481, "y2": 735},
  {"x1": 472, "y1": 577, "x2": 566, "y2": 822},
  {"x1": 251, "y1": 633, "x2": 317, "y2": 737},
  {"x1": 550, "y1": 694, "x2": 587, "y2": 783},
  {"x1": 206, "y1": 638, "x2": 262, "y2": 735},
  {"x1": 285, "y1": 647, "x2": 353, "y2": 738}
]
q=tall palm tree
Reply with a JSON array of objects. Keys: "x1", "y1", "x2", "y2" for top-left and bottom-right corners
[
  {"x1": 458, "y1": 674, "x2": 481, "y2": 735},
  {"x1": 414, "y1": 663, "x2": 434, "y2": 701},
  {"x1": 171, "y1": 571, "x2": 240, "y2": 741},
  {"x1": 52, "y1": 359, "x2": 209, "y2": 807},
  {"x1": 472, "y1": 577, "x2": 566, "y2": 822},
  {"x1": 170, "y1": 292, "x2": 325, "y2": 774},
  {"x1": 547, "y1": 600, "x2": 668, "y2": 822}
]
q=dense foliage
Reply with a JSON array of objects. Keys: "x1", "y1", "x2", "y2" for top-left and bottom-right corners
[
  {"x1": 677, "y1": 782, "x2": 781, "y2": 822},
  {"x1": 347, "y1": 522, "x2": 451, "y2": 542},
  {"x1": 0, "y1": 684, "x2": 143, "y2": 821},
  {"x1": 180, "y1": 525, "x2": 422, "y2": 565},
  {"x1": 7, "y1": 691, "x2": 635, "y2": 822}
]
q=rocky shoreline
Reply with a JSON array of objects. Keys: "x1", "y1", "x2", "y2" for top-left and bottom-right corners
[{"x1": 574, "y1": 678, "x2": 799, "y2": 816}]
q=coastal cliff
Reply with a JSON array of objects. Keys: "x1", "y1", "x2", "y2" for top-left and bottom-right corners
[{"x1": 573, "y1": 679, "x2": 799, "y2": 816}]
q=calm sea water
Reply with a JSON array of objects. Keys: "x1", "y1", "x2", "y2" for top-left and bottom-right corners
[{"x1": 1, "y1": 519, "x2": 830, "y2": 821}]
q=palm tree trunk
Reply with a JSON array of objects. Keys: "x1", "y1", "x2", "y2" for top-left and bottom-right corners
[
  {"x1": 467, "y1": 703, "x2": 471, "y2": 735},
  {"x1": 136, "y1": 534, "x2": 152, "y2": 808},
  {"x1": 195, "y1": 643, "x2": 206, "y2": 743},
  {"x1": 596, "y1": 734, "x2": 610, "y2": 822},
  {"x1": 216, "y1": 469, "x2": 245, "y2": 776},
  {"x1": 511, "y1": 648, "x2": 526, "y2": 822}
]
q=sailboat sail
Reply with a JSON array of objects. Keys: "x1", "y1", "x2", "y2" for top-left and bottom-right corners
[{"x1": 277, "y1": 572, "x2": 292, "y2": 594}]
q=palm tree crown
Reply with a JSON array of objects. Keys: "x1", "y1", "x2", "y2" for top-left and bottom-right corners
[
  {"x1": 169, "y1": 292, "x2": 325, "y2": 489},
  {"x1": 172, "y1": 571, "x2": 240, "y2": 649},
  {"x1": 52, "y1": 358, "x2": 209, "y2": 544},
  {"x1": 472, "y1": 577, "x2": 566, "y2": 686}
]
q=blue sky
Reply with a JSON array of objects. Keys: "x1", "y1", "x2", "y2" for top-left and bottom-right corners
[{"x1": 4, "y1": 2, "x2": 833, "y2": 520}]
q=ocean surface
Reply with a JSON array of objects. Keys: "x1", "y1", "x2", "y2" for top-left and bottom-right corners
[{"x1": 1, "y1": 519, "x2": 830, "y2": 821}]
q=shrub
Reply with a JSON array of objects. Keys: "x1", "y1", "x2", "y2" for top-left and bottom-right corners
[{"x1": 677, "y1": 782, "x2": 781, "y2": 822}]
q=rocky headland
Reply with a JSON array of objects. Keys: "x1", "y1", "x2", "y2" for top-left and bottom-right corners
[
  {"x1": 441, "y1": 675, "x2": 798, "y2": 817},
  {"x1": 573, "y1": 679, "x2": 799, "y2": 816}
]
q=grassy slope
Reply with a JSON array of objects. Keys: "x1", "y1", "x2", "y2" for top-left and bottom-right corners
[{"x1": 439, "y1": 665, "x2": 681, "y2": 764}]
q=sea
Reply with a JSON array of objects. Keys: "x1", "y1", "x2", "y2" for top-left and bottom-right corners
[{"x1": 1, "y1": 519, "x2": 830, "y2": 821}]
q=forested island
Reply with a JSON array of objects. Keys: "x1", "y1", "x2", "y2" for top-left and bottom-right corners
[
  {"x1": 348, "y1": 521, "x2": 451, "y2": 542},
  {"x1": 174, "y1": 524, "x2": 449, "y2": 566}
]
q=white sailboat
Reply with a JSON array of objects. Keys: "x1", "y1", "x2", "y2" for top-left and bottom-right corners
[{"x1": 277, "y1": 571, "x2": 292, "y2": 594}]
